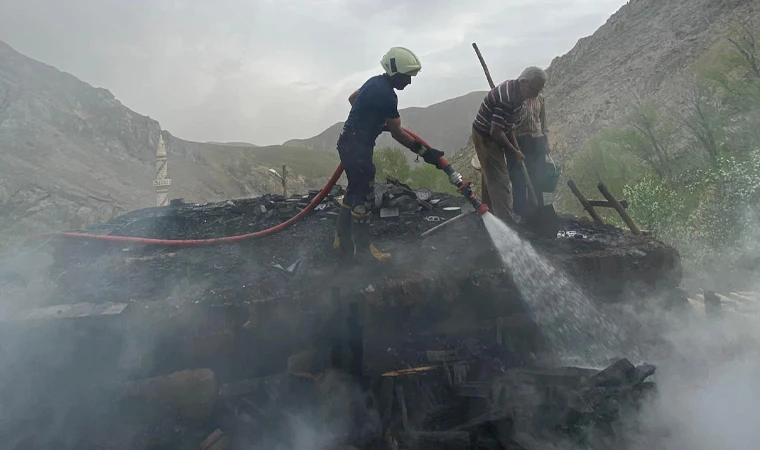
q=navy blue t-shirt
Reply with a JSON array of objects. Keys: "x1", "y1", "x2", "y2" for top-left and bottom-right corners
[{"x1": 341, "y1": 74, "x2": 400, "y2": 147}]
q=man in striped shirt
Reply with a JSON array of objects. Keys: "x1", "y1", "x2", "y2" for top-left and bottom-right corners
[
  {"x1": 511, "y1": 92, "x2": 550, "y2": 217},
  {"x1": 471, "y1": 66, "x2": 548, "y2": 226}
]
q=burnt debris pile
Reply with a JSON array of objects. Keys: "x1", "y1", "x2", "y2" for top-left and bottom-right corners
[
  {"x1": 0, "y1": 183, "x2": 680, "y2": 449},
  {"x1": 173, "y1": 356, "x2": 657, "y2": 449}
]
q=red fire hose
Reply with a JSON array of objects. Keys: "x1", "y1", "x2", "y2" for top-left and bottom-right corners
[{"x1": 49, "y1": 129, "x2": 441, "y2": 246}]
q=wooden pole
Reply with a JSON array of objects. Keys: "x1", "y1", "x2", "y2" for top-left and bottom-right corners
[
  {"x1": 597, "y1": 183, "x2": 642, "y2": 235},
  {"x1": 510, "y1": 133, "x2": 540, "y2": 207},
  {"x1": 567, "y1": 180, "x2": 604, "y2": 223},
  {"x1": 472, "y1": 42, "x2": 493, "y2": 207},
  {"x1": 472, "y1": 43, "x2": 495, "y2": 89},
  {"x1": 281, "y1": 164, "x2": 288, "y2": 198}
]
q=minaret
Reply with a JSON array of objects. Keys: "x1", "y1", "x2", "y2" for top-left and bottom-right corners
[{"x1": 153, "y1": 133, "x2": 172, "y2": 207}]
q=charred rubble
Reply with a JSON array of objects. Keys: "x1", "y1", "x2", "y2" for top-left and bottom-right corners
[{"x1": 0, "y1": 179, "x2": 680, "y2": 449}]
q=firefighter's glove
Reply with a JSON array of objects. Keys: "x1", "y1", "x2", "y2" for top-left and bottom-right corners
[{"x1": 421, "y1": 147, "x2": 444, "y2": 167}]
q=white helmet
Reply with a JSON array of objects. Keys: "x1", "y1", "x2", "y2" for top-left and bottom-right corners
[{"x1": 380, "y1": 47, "x2": 422, "y2": 77}]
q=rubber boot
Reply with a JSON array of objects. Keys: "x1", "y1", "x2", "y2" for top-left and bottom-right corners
[
  {"x1": 351, "y1": 210, "x2": 391, "y2": 263},
  {"x1": 333, "y1": 203, "x2": 354, "y2": 263}
]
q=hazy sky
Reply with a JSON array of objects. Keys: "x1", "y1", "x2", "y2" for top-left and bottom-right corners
[{"x1": 0, "y1": 0, "x2": 627, "y2": 145}]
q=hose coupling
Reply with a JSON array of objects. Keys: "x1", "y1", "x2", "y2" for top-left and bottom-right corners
[{"x1": 448, "y1": 170, "x2": 463, "y2": 186}]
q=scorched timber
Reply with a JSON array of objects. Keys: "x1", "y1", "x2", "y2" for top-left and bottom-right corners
[{"x1": 34, "y1": 188, "x2": 683, "y2": 379}]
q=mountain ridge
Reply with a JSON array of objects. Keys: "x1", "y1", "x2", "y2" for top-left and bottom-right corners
[{"x1": 0, "y1": 40, "x2": 337, "y2": 247}]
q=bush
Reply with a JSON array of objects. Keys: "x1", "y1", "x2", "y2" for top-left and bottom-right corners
[
  {"x1": 373, "y1": 146, "x2": 457, "y2": 194},
  {"x1": 373, "y1": 147, "x2": 410, "y2": 183}
]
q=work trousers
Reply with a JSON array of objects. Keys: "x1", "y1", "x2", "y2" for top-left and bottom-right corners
[
  {"x1": 507, "y1": 135, "x2": 547, "y2": 217},
  {"x1": 337, "y1": 130, "x2": 375, "y2": 209},
  {"x1": 471, "y1": 128, "x2": 514, "y2": 224}
]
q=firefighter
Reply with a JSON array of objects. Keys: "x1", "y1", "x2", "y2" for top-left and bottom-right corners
[{"x1": 334, "y1": 46, "x2": 444, "y2": 264}]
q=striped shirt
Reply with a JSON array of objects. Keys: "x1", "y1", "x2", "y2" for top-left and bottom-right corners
[
  {"x1": 472, "y1": 79, "x2": 524, "y2": 136},
  {"x1": 515, "y1": 93, "x2": 547, "y2": 138}
]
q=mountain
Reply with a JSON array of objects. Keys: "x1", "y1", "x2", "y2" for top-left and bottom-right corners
[
  {"x1": 284, "y1": 91, "x2": 487, "y2": 161},
  {"x1": 205, "y1": 141, "x2": 259, "y2": 147},
  {"x1": 293, "y1": 0, "x2": 757, "y2": 173},
  {"x1": 542, "y1": 0, "x2": 758, "y2": 157},
  {"x1": 0, "y1": 41, "x2": 337, "y2": 248}
]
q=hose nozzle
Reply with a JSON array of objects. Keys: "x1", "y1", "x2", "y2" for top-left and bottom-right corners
[
  {"x1": 437, "y1": 158, "x2": 489, "y2": 216},
  {"x1": 456, "y1": 181, "x2": 489, "y2": 216}
]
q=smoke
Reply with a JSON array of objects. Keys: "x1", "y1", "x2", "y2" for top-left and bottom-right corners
[
  {"x1": 477, "y1": 201, "x2": 760, "y2": 449},
  {"x1": 0, "y1": 189, "x2": 390, "y2": 449},
  {"x1": 1, "y1": 180, "x2": 757, "y2": 449},
  {"x1": 633, "y1": 200, "x2": 760, "y2": 447},
  {"x1": 0, "y1": 235, "x2": 253, "y2": 448},
  {"x1": 611, "y1": 293, "x2": 759, "y2": 450},
  {"x1": 0, "y1": 244, "x2": 157, "y2": 448},
  {"x1": 245, "y1": 371, "x2": 381, "y2": 450}
]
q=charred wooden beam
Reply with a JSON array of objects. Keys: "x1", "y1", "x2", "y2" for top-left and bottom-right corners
[
  {"x1": 567, "y1": 180, "x2": 604, "y2": 223},
  {"x1": 588, "y1": 199, "x2": 629, "y2": 209},
  {"x1": 200, "y1": 429, "x2": 230, "y2": 450},
  {"x1": 597, "y1": 183, "x2": 642, "y2": 235},
  {"x1": 118, "y1": 368, "x2": 217, "y2": 419}
]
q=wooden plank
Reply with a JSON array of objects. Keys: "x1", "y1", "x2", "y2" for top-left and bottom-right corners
[
  {"x1": 0, "y1": 302, "x2": 128, "y2": 322},
  {"x1": 567, "y1": 180, "x2": 604, "y2": 222},
  {"x1": 588, "y1": 199, "x2": 629, "y2": 209},
  {"x1": 598, "y1": 183, "x2": 641, "y2": 235}
]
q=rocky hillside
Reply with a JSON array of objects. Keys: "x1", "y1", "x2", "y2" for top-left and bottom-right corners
[
  {"x1": 542, "y1": 0, "x2": 758, "y2": 156},
  {"x1": 0, "y1": 41, "x2": 337, "y2": 248},
  {"x1": 294, "y1": 0, "x2": 757, "y2": 167}
]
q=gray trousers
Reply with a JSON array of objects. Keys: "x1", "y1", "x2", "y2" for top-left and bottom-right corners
[{"x1": 472, "y1": 128, "x2": 514, "y2": 224}]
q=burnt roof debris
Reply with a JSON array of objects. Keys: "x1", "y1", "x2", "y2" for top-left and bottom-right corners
[
  {"x1": 45, "y1": 184, "x2": 681, "y2": 309},
  {"x1": 0, "y1": 186, "x2": 681, "y2": 449}
]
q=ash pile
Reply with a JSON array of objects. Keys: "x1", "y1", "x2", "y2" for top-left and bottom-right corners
[
  {"x1": 0, "y1": 180, "x2": 677, "y2": 450},
  {"x1": 79, "y1": 176, "x2": 470, "y2": 242}
]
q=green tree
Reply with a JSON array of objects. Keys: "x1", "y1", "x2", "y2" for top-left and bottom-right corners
[
  {"x1": 726, "y1": 18, "x2": 760, "y2": 80},
  {"x1": 373, "y1": 147, "x2": 410, "y2": 183},
  {"x1": 558, "y1": 128, "x2": 644, "y2": 224},
  {"x1": 700, "y1": 17, "x2": 760, "y2": 149},
  {"x1": 673, "y1": 74, "x2": 726, "y2": 166},
  {"x1": 373, "y1": 146, "x2": 458, "y2": 194},
  {"x1": 624, "y1": 96, "x2": 678, "y2": 186},
  {"x1": 408, "y1": 163, "x2": 458, "y2": 194}
]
